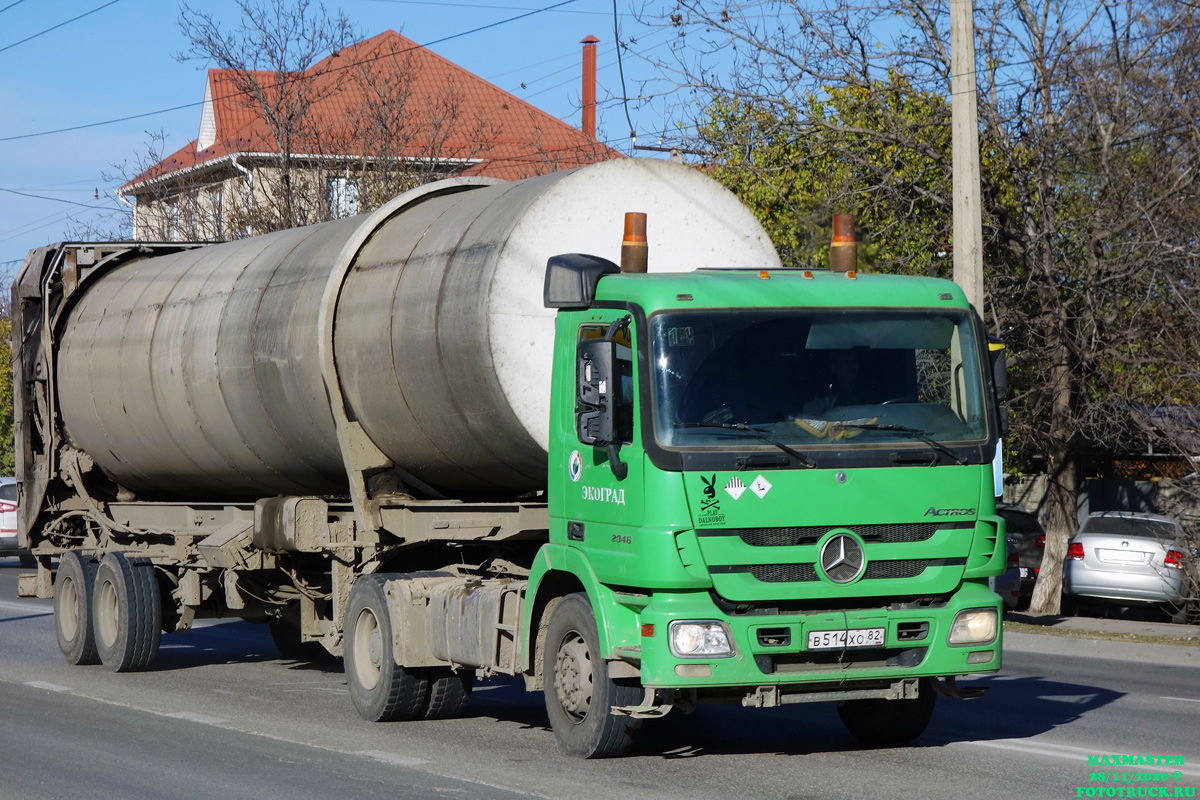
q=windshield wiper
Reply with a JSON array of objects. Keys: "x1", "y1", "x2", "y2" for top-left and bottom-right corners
[
  {"x1": 837, "y1": 423, "x2": 968, "y2": 465},
  {"x1": 674, "y1": 422, "x2": 817, "y2": 468}
]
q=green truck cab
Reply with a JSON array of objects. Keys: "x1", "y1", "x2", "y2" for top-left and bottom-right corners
[{"x1": 529, "y1": 255, "x2": 1006, "y2": 756}]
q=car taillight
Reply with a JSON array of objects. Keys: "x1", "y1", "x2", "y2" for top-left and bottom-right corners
[
  {"x1": 1067, "y1": 541, "x2": 1084, "y2": 561},
  {"x1": 1035, "y1": 535, "x2": 1045, "y2": 548},
  {"x1": 0, "y1": 502, "x2": 15, "y2": 513},
  {"x1": 1007, "y1": 550, "x2": 1020, "y2": 568},
  {"x1": 1165, "y1": 549, "x2": 1184, "y2": 570}
]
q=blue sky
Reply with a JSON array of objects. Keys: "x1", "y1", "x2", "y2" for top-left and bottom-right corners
[{"x1": 0, "y1": 0, "x2": 676, "y2": 273}]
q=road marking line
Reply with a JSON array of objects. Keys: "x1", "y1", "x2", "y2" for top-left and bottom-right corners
[
  {"x1": 166, "y1": 711, "x2": 228, "y2": 725},
  {"x1": 1161, "y1": 696, "x2": 1200, "y2": 703},
  {"x1": 24, "y1": 681, "x2": 73, "y2": 693},
  {"x1": 4, "y1": 687, "x2": 550, "y2": 798},
  {"x1": 352, "y1": 750, "x2": 429, "y2": 767},
  {"x1": 0, "y1": 600, "x2": 49, "y2": 612}
]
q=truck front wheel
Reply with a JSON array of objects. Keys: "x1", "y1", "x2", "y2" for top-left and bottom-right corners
[
  {"x1": 344, "y1": 575, "x2": 429, "y2": 722},
  {"x1": 836, "y1": 677, "x2": 937, "y2": 744},
  {"x1": 93, "y1": 552, "x2": 162, "y2": 672},
  {"x1": 543, "y1": 593, "x2": 642, "y2": 758},
  {"x1": 54, "y1": 551, "x2": 100, "y2": 665}
]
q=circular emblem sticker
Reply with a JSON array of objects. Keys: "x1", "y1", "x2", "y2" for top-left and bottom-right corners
[{"x1": 568, "y1": 450, "x2": 583, "y2": 482}]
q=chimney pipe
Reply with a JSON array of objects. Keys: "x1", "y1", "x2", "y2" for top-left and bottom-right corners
[
  {"x1": 830, "y1": 214, "x2": 857, "y2": 272},
  {"x1": 581, "y1": 35, "x2": 599, "y2": 140}
]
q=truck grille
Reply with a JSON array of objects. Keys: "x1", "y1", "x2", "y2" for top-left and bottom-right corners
[
  {"x1": 701, "y1": 522, "x2": 971, "y2": 548},
  {"x1": 718, "y1": 557, "x2": 966, "y2": 583},
  {"x1": 750, "y1": 564, "x2": 818, "y2": 582}
]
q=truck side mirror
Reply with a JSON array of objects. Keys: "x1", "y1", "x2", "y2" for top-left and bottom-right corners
[{"x1": 577, "y1": 339, "x2": 616, "y2": 446}]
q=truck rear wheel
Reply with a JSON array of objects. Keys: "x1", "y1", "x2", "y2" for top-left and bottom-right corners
[
  {"x1": 837, "y1": 677, "x2": 937, "y2": 744},
  {"x1": 543, "y1": 593, "x2": 642, "y2": 758},
  {"x1": 54, "y1": 551, "x2": 100, "y2": 665},
  {"x1": 344, "y1": 575, "x2": 429, "y2": 722},
  {"x1": 268, "y1": 618, "x2": 329, "y2": 662},
  {"x1": 93, "y1": 552, "x2": 162, "y2": 672},
  {"x1": 423, "y1": 668, "x2": 474, "y2": 719}
]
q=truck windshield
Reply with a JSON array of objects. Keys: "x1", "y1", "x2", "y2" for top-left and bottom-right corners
[{"x1": 649, "y1": 308, "x2": 989, "y2": 453}]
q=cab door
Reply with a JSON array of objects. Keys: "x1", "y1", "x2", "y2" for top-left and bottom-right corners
[{"x1": 549, "y1": 310, "x2": 646, "y2": 571}]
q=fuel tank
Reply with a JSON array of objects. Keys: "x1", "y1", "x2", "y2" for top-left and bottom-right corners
[{"x1": 56, "y1": 158, "x2": 780, "y2": 499}]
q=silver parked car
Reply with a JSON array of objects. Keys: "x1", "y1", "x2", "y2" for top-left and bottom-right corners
[
  {"x1": 1063, "y1": 511, "x2": 1185, "y2": 618},
  {"x1": 0, "y1": 477, "x2": 34, "y2": 567}
]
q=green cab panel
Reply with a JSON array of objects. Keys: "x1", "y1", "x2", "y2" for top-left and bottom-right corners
[{"x1": 681, "y1": 465, "x2": 998, "y2": 603}]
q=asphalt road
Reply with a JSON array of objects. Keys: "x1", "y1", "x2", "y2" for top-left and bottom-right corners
[{"x1": 3, "y1": 556, "x2": 1199, "y2": 800}]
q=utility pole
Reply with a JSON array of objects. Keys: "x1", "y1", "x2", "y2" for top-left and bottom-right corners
[{"x1": 951, "y1": 0, "x2": 984, "y2": 313}]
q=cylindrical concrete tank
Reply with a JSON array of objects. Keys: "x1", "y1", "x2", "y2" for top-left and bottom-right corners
[{"x1": 57, "y1": 159, "x2": 781, "y2": 500}]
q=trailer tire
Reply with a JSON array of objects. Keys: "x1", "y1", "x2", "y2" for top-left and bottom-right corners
[
  {"x1": 543, "y1": 593, "x2": 642, "y2": 758},
  {"x1": 345, "y1": 574, "x2": 428, "y2": 722},
  {"x1": 93, "y1": 552, "x2": 162, "y2": 672},
  {"x1": 837, "y1": 677, "x2": 937, "y2": 744},
  {"x1": 54, "y1": 551, "x2": 100, "y2": 665},
  {"x1": 423, "y1": 668, "x2": 474, "y2": 719}
]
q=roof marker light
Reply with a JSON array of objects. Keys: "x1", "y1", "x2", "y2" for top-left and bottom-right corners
[{"x1": 759, "y1": 270, "x2": 770, "y2": 280}]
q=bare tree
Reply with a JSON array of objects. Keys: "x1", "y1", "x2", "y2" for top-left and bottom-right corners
[
  {"x1": 66, "y1": 130, "x2": 229, "y2": 242},
  {"x1": 341, "y1": 37, "x2": 501, "y2": 207},
  {"x1": 650, "y1": 1, "x2": 1200, "y2": 613},
  {"x1": 177, "y1": 0, "x2": 356, "y2": 231}
]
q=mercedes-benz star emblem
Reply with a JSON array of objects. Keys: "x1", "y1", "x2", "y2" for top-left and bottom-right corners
[{"x1": 820, "y1": 533, "x2": 866, "y2": 583}]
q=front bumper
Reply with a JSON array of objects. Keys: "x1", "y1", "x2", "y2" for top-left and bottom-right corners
[{"x1": 630, "y1": 581, "x2": 1002, "y2": 690}]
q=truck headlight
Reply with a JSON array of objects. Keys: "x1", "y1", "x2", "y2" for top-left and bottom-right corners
[
  {"x1": 948, "y1": 609, "x2": 998, "y2": 645},
  {"x1": 669, "y1": 621, "x2": 734, "y2": 658}
]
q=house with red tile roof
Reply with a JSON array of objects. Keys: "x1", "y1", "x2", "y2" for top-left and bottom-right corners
[{"x1": 122, "y1": 30, "x2": 619, "y2": 240}]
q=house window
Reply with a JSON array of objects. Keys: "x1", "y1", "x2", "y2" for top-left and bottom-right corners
[{"x1": 328, "y1": 177, "x2": 359, "y2": 218}]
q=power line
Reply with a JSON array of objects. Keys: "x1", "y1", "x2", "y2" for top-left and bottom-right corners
[
  {"x1": 0, "y1": 0, "x2": 30, "y2": 15},
  {"x1": 0, "y1": 186, "x2": 108, "y2": 207},
  {"x1": 0, "y1": 0, "x2": 583, "y2": 143},
  {"x1": 360, "y1": 0, "x2": 605, "y2": 13},
  {"x1": 612, "y1": 0, "x2": 636, "y2": 141},
  {"x1": 0, "y1": 0, "x2": 125, "y2": 55}
]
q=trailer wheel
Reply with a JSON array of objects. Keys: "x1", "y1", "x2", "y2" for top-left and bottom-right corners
[
  {"x1": 93, "y1": 552, "x2": 162, "y2": 672},
  {"x1": 54, "y1": 551, "x2": 100, "y2": 666},
  {"x1": 543, "y1": 593, "x2": 642, "y2": 758},
  {"x1": 344, "y1": 575, "x2": 428, "y2": 722},
  {"x1": 423, "y1": 668, "x2": 474, "y2": 719},
  {"x1": 837, "y1": 677, "x2": 937, "y2": 744}
]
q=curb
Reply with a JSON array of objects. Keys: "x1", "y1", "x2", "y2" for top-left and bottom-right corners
[{"x1": 1004, "y1": 631, "x2": 1200, "y2": 668}]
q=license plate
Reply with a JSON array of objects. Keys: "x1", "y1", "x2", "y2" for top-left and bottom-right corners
[
  {"x1": 1019, "y1": 567, "x2": 1028, "y2": 578},
  {"x1": 1098, "y1": 549, "x2": 1146, "y2": 565},
  {"x1": 807, "y1": 628, "x2": 885, "y2": 650}
]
